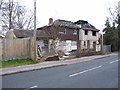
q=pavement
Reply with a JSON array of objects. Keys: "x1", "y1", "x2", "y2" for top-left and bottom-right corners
[
  {"x1": 2, "y1": 53, "x2": 118, "y2": 88},
  {"x1": 0, "y1": 53, "x2": 117, "y2": 76}
]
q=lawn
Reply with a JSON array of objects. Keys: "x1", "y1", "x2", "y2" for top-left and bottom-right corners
[{"x1": 0, "y1": 59, "x2": 34, "y2": 68}]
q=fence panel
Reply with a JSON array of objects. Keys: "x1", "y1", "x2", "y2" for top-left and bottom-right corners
[
  {"x1": 103, "y1": 45, "x2": 111, "y2": 53},
  {"x1": 1, "y1": 38, "x2": 30, "y2": 60}
]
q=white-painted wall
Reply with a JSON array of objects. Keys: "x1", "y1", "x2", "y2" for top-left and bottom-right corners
[
  {"x1": 79, "y1": 29, "x2": 99, "y2": 41},
  {"x1": 79, "y1": 29, "x2": 101, "y2": 51}
]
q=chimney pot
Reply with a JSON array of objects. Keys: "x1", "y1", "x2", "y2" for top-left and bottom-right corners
[{"x1": 49, "y1": 18, "x2": 53, "y2": 25}]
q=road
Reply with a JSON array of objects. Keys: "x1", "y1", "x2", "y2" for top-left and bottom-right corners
[{"x1": 2, "y1": 54, "x2": 119, "y2": 88}]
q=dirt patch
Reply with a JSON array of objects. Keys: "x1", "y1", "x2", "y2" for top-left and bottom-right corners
[
  {"x1": 63, "y1": 57, "x2": 77, "y2": 60},
  {"x1": 45, "y1": 56, "x2": 59, "y2": 61}
]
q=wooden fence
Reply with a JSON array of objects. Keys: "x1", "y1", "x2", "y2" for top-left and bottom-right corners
[{"x1": 0, "y1": 38, "x2": 31, "y2": 60}]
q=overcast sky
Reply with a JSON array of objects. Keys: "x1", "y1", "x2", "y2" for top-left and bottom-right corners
[{"x1": 19, "y1": 0, "x2": 119, "y2": 31}]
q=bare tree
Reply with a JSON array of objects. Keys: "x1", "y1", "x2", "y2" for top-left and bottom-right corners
[
  {"x1": 108, "y1": 5, "x2": 118, "y2": 25},
  {"x1": 0, "y1": 0, "x2": 4, "y2": 9},
  {"x1": 43, "y1": 25, "x2": 61, "y2": 49},
  {"x1": 1, "y1": 0, "x2": 34, "y2": 31},
  {"x1": 14, "y1": 7, "x2": 34, "y2": 30}
]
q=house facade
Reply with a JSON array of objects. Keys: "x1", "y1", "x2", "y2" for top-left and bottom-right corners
[
  {"x1": 53, "y1": 19, "x2": 79, "y2": 52},
  {"x1": 37, "y1": 19, "x2": 101, "y2": 55},
  {"x1": 75, "y1": 20, "x2": 101, "y2": 52},
  {"x1": 57, "y1": 27, "x2": 79, "y2": 52}
]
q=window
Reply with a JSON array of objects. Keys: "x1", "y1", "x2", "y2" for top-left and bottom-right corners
[
  {"x1": 73, "y1": 30, "x2": 77, "y2": 35},
  {"x1": 84, "y1": 41, "x2": 86, "y2": 46},
  {"x1": 59, "y1": 29, "x2": 66, "y2": 34},
  {"x1": 85, "y1": 30, "x2": 88, "y2": 35},
  {"x1": 92, "y1": 31, "x2": 96, "y2": 36}
]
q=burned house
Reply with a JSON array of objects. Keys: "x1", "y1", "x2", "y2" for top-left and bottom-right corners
[
  {"x1": 74, "y1": 20, "x2": 101, "y2": 52},
  {"x1": 37, "y1": 19, "x2": 101, "y2": 55}
]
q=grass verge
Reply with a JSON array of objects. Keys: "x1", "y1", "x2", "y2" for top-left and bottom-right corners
[{"x1": 0, "y1": 59, "x2": 34, "y2": 68}]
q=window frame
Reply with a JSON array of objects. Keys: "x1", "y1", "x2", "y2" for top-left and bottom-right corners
[
  {"x1": 73, "y1": 30, "x2": 77, "y2": 35},
  {"x1": 92, "y1": 31, "x2": 96, "y2": 36},
  {"x1": 84, "y1": 30, "x2": 88, "y2": 35},
  {"x1": 59, "y1": 28, "x2": 66, "y2": 34}
]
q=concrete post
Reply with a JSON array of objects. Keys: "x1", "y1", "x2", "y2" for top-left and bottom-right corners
[
  {"x1": 77, "y1": 40, "x2": 82, "y2": 57},
  {"x1": 93, "y1": 41, "x2": 96, "y2": 52},
  {"x1": 87, "y1": 40, "x2": 90, "y2": 55}
]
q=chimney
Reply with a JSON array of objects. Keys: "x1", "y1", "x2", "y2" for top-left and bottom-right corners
[{"x1": 49, "y1": 18, "x2": 53, "y2": 25}]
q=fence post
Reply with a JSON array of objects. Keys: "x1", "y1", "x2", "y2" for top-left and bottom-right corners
[{"x1": 87, "y1": 40, "x2": 90, "y2": 55}]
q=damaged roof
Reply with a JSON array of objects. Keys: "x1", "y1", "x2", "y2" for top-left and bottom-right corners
[
  {"x1": 37, "y1": 19, "x2": 100, "y2": 31},
  {"x1": 37, "y1": 19, "x2": 79, "y2": 30},
  {"x1": 13, "y1": 29, "x2": 52, "y2": 39},
  {"x1": 53, "y1": 19, "x2": 79, "y2": 29},
  {"x1": 74, "y1": 20, "x2": 99, "y2": 31}
]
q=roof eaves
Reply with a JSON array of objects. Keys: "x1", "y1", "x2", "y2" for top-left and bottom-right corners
[{"x1": 82, "y1": 28, "x2": 100, "y2": 31}]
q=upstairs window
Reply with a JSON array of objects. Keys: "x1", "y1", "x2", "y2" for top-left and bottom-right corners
[
  {"x1": 73, "y1": 30, "x2": 77, "y2": 35},
  {"x1": 92, "y1": 31, "x2": 96, "y2": 36},
  {"x1": 59, "y1": 29, "x2": 66, "y2": 34},
  {"x1": 84, "y1": 30, "x2": 88, "y2": 35}
]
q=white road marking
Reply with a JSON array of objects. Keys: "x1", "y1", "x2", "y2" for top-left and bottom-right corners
[
  {"x1": 29, "y1": 85, "x2": 38, "y2": 88},
  {"x1": 69, "y1": 65, "x2": 102, "y2": 77},
  {"x1": 109, "y1": 60, "x2": 119, "y2": 64},
  {"x1": 25, "y1": 85, "x2": 38, "y2": 90}
]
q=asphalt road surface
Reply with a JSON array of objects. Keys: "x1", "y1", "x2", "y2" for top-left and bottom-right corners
[{"x1": 2, "y1": 54, "x2": 119, "y2": 88}]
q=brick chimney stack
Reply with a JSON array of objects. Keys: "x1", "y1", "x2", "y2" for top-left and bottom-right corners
[{"x1": 49, "y1": 18, "x2": 53, "y2": 25}]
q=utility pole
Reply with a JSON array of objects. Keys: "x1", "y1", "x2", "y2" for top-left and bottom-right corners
[
  {"x1": 33, "y1": 0, "x2": 37, "y2": 63},
  {"x1": 9, "y1": 0, "x2": 11, "y2": 30}
]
